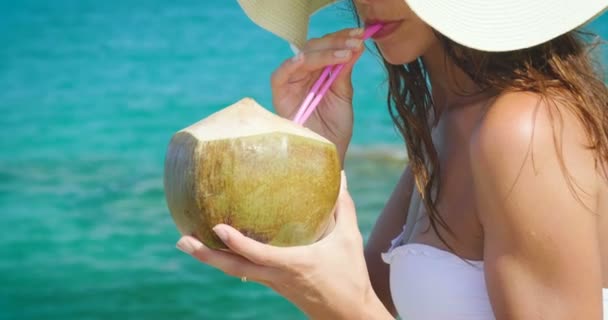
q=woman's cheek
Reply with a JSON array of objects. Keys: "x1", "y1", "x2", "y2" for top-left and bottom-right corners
[
  {"x1": 376, "y1": 26, "x2": 439, "y2": 65},
  {"x1": 377, "y1": 41, "x2": 424, "y2": 65},
  {"x1": 378, "y1": 43, "x2": 417, "y2": 65}
]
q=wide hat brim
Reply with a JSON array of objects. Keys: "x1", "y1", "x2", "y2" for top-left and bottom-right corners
[
  {"x1": 237, "y1": 0, "x2": 607, "y2": 52},
  {"x1": 407, "y1": 0, "x2": 607, "y2": 51},
  {"x1": 237, "y1": 0, "x2": 338, "y2": 50}
]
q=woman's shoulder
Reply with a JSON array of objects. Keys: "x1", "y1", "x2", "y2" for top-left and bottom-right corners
[
  {"x1": 468, "y1": 90, "x2": 598, "y2": 200},
  {"x1": 471, "y1": 90, "x2": 593, "y2": 155},
  {"x1": 474, "y1": 91, "x2": 578, "y2": 144}
]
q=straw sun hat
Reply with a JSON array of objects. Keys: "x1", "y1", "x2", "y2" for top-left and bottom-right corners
[{"x1": 237, "y1": 0, "x2": 607, "y2": 52}]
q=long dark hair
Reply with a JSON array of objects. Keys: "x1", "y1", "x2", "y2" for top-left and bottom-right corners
[{"x1": 347, "y1": 2, "x2": 608, "y2": 250}]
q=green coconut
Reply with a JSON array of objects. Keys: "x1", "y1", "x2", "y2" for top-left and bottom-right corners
[{"x1": 163, "y1": 98, "x2": 341, "y2": 249}]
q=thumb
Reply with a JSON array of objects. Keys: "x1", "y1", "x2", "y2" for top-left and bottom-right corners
[{"x1": 334, "y1": 171, "x2": 358, "y2": 232}]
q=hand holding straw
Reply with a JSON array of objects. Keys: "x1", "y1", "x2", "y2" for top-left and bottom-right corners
[{"x1": 292, "y1": 24, "x2": 383, "y2": 125}]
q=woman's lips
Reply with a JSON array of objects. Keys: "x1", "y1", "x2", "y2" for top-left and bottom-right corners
[{"x1": 366, "y1": 20, "x2": 404, "y2": 40}]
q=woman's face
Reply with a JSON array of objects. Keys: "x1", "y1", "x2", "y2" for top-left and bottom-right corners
[{"x1": 353, "y1": 0, "x2": 439, "y2": 65}]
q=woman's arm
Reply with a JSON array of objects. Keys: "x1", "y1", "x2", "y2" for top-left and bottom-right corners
[
  {"x1": 365, "y1": 165, "x2": 414, "y2": 315},
  {"x1": 470, "y1": 92, "x2": 602, "y2": 319}
]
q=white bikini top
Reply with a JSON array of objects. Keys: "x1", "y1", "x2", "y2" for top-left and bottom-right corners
[{"x1": 382, "y1": 228, "x2": 608, "y2": 320}]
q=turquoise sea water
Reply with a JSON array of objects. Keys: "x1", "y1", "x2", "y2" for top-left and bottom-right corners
[{"x1": 1, "y1": 1, "x2": 606, "y2": 319}]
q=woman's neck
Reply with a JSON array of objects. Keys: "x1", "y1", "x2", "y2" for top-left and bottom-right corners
[{"x1": 422, "y1": 42, "x2": 493, "y2": 119}]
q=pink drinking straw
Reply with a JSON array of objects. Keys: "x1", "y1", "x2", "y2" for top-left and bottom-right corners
[{"x1": 293, "y1": 23, "x2": 383, "y2": 125}]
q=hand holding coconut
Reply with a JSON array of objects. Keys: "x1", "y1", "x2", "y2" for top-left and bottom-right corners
[
  {"x1": 271, "y1": 28, "x2": 367, "y2": 166},
  {"x1": 176, "y1": 173, "x2": 393, "y2": 320},
  {"x1": 165, "y1": 111, "x2": 388, "y2": 317}
]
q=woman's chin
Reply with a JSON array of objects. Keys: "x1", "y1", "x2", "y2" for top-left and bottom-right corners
[
  {"x1": 383, "y1": 54, "x2": 418, "y2": 66},
  {"x1": 377, "y1": 46, "x2": 419, "y2": 66}
]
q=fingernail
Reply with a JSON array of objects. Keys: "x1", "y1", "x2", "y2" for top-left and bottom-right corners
[
  {"x1": 345, "y1": 38, "x2": 363, "y2": 49},
  {"x1": 334, "y1": 50, "x2": 350, "y2": 58},
  {"x1": 349, "y1": 28, "x2": 364, "y2": 37},
  {"x1": 213, "y1": 226, "x2": 229, "y2": 243},
  {"x1": 176, "y1": 236, "x2": 202, "y2": 255},
  {"x1": 292, "y1": 53, "x2": 303, "y2": 62}
]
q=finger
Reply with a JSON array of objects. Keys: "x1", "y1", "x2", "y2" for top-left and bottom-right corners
[
  {"x1": 303, "y1": 27, "x2": 365, "y2": 52},
  {"x1": 176, "y1": 236, "x2": 276, "y2": 283},
  {"x1": 211, "y1": 224, "x2": 301, "y2": 268},
  {"x1": 270, "y1": 53, "x2": 306, "y2": 89},
  {"x1": 334, "y1": 171, "x2": 359, "y2": 233},
  {"x1": 317, "y1": 212, "x2": 336, "y2": 240},
  {"x1": 271, "y1": 29, "x2": 366, "y2": 90},
  {"x1": 334, "y1": 46, "x2": 365, "y2": 90},
  {"x1": 271, "y1": 49, "x2": 356, "y2": 90},
  {"x1": 308, "y1": 34, "x2": 364, "y2": 92},
  {"x1": 297, "y1": 48, "x2": 358, "y2": 73}
]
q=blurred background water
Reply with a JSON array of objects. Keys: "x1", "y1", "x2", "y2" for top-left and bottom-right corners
[{"x1": 1, "y1": 1, "x2": 606, "y2": 319}]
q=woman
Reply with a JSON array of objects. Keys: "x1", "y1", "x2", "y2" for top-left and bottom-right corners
[{"x1": 177, "y1": 0, "x2": 608, "y2": 319}]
